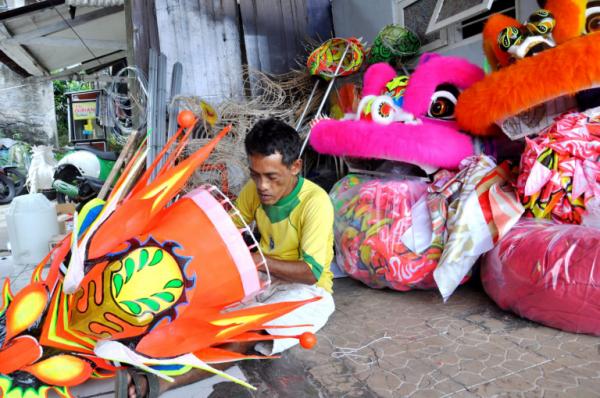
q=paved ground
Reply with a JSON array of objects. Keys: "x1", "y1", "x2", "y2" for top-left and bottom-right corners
[
  {"x1": 247, "y1": 278, "x2": 600, "y2": 398},
  {"x1": 1, "y1": 205, "x2": 600, "y2": 397}
]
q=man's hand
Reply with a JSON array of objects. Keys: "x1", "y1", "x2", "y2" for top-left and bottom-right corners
[{"x1": 251, "y1": 251, "x2": 317, "y2": 285}]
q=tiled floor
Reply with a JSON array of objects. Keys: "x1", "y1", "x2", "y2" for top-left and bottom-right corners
[
  {"x1": 1, "y1": 204, "x2": 600, "y2": 397},
  {"x1": 228, "y1": 278, "x2": 600, "y2": 398}
]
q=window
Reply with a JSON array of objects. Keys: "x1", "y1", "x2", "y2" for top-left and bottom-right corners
[
  {"x1": 426, "y1": 0, "x2": 495, "y2": 34},
  {"x1": 396, "y1": 0, "x2": 448, "y2": 51},
  {"x1": 461, "y1": 0, "x2": 517, "y2": 39}
]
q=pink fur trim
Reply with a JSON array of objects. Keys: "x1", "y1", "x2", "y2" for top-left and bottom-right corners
[
  {"x1": 402, "y1": 53, "x2": 485, "y2": 117},
  {"x1": 309, "y1": 119, "x2": 474, "y2": 169},
  {"x1": 362, "y1": 63, "x2": 397, "y2": 96}
]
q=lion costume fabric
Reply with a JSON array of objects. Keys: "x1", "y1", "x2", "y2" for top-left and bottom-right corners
[{"x1": 466, "y1": 1, "x2": 600, "y2": 336}]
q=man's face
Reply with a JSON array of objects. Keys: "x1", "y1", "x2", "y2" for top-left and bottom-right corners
[{"x1": 249, "y1": 152, "x2": 301, "y2": 205}]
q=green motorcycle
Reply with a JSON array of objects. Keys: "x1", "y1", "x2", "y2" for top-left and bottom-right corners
[{"x1": 53, "y1": 146, "x2": 116, "y2": 203}]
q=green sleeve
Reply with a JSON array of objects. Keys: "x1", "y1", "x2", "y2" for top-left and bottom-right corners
[{"x1": 300, "y1": 194, "x2": 334, "y2": 280}]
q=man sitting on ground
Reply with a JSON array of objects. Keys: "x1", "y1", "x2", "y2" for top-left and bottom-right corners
[{"x1": 126, "y1": 118, "x2": 335, "y2": 397}]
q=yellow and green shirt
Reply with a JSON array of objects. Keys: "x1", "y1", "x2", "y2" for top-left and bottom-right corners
[{"x1": 234, "y1": 177, "x2": 334, "y2": 293}]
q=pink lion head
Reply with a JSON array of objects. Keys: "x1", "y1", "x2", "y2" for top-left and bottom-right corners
[{"x1": 309, "y1": 53, "x2": 486, "y2": 171}]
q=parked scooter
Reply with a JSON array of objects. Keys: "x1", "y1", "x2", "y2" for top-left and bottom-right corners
[
  {"x1": 53, "y1": 146, "x2": 117, "y2": 204},
  {"x1": 0, "y1": 165, "x2": 26, "y2": 204}
]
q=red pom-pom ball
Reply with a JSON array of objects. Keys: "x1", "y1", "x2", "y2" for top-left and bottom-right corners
[
  {"x1": 177, "y1": 110, "x2": 196, "y2": 129},
  {"x1": 299, "y1": 332, "x2": 317, "y2": 349}
]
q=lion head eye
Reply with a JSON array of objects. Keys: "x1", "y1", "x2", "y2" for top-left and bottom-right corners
[
  {"x1": 585, "y1": 2, "x2": 600, "y2": 34},
  {"x1": 370, "y1": 96, "x2": 397, "y2": 125},
  {"x1": 428, "y1": 84, "x2": 459, "y2": 120},
  {"x1": 526, "y1": 9, "x2": 556, "y2": 36}
]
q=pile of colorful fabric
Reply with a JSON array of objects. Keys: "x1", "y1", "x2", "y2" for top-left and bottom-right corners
[
  {"x1": 517, "y1": 110, "x2": 600, "y2": 224},
  {"x1": 331, "y1": 156, "x2": 523, "y2": 299}
]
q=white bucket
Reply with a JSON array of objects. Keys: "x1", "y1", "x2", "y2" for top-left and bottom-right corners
[{"x1": 7, "y1": 193, "x2": 59, "y2": 265}]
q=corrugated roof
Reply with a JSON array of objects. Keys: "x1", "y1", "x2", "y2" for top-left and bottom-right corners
[
  {"x1": 66, "y1": 0, "x2": 124, "y2": 6},
  {"x1": 0, "y1": 2, "x2": 126, "y2": 77}
]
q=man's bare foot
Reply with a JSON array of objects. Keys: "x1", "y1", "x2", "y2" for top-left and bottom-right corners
[
  {"x1": 123, "y1": 341, "x2": 255, "y2": 396},
  {"x1": 126, "y1": 366, "x2": 232, "y2": 397},
  {"x1": 126, "y1": 372, "x2": 167, "y2": 398}
]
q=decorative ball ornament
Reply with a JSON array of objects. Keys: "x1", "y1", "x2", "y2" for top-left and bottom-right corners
[
  {"x1": 307, "y1": 37, "x2": 365, "y2": 80},
  {"x1": 367, "y1": 25, "x2": 421, "y2": 65},
  {"x1": 299, "y1": 332, "x2": 317, "y2": 349},
  {"x1": 177, "y1": 110, "x2": 197, "y2": 129}
]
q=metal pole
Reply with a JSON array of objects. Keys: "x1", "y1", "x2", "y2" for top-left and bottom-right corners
[
  {"x1": 294, "y1": 79, "x2": 319, "y2": 131},
  {"x1": 146, "y1": 48, "x2": 158, "y2": 170},
  {"x1": 298, "y1": 42, "x2": 351, "y2": 158},
  {"x1": 152, "y1": 52, "x2": 168, "y2": 180}
]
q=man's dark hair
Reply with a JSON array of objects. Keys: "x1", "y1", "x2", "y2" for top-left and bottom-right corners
[{"x1": 245, "y1": 118, "x2": 301, "y2": 167}]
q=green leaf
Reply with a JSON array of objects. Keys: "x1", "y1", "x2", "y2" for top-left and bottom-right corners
[
  {"x1": 163, "y1": 279, "x2": 183, "y2": 289},
  {"x1": 138, "y1": 298, "x2": 160, "y2": 312},
  {"x1": 124, "y1": 258, "x2": 135, "y2": 283},
  {"x1": 153, "y1": 292, "x2": 175, "y2": 303},
  {"x1": 121, "y1": 300, "x2": 142, "y2": 315},
  {"x1": 113, "y1": 274, "x2": 123, "y2": 297},
  {"x1": 149, "y1": 249, "x2": 163, "y2": 267},
  {"x1": 138, "y1": 249, "x2": 149, "y2": 271}
]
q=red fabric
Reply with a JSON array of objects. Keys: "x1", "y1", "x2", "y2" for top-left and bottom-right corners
[{"x1": 481, "y1": 220, "x2": 600, "y2": 335}]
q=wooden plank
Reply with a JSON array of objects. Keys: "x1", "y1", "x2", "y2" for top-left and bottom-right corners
[
  {"x1": 166, "y1": 61, "x2": 183, "y2": 139},
  {"x1": 6, "y1": 36, "x2": 127, "y2": 50},
  {"x1": 0, "y1": 6, "x2": 124, "y2": 46},
  {"x1": 151, "y1": 52, "x2": 167, "y2": 180},
  {"x1": 146, "y1": 48, "x2": 158, "y2": 169},
  {"x1": 0, "y1": 48, "x2": 31, "y2": 77},
  {"x1": 239, "y1": 0, "x2": 312, "y2": 74},
  {"x1": 307, "y1": 0, "x2": 334, "y2": 39},
  {"x1": 98, "y1": 129, "x2": 140, "y2": 200},
  {"x1": 124, "y1": 0, "x2": 134, "y2": 67},
  {"x1": 129, "y1": 0, "x2": 159, "y2": 74},
  {"x1": 154, "y1": 0, "x2": 243, "y2": 101},
  {"x1": 0, "y1": 0, "x2": 66, "y2": 22},
  {"x1": 0, "y1": 23, "x2": 48, "y2": 76},
  {"x1": 49, "y1": 50, "x2": 126, "y2": 79}
]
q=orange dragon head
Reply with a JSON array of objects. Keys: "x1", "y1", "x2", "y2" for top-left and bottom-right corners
[{"x1": 456, "y1": 0, "x2": 600, "y2": 138}]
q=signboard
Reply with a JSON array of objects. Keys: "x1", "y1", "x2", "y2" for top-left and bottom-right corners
[{"x1": 72, "y1": 101, "x2": 97, "y2": 121}]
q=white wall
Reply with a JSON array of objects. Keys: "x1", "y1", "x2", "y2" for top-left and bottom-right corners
[{"x1": 0, "y1": 64, "x2": 57, "y2": 144}]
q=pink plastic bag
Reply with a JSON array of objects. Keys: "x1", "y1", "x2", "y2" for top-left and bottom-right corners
[{"x1": 482, "y1": 220, "x2": 600, "y2": 335}]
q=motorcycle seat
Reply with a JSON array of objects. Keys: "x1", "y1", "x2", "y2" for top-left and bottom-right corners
[
  {"x1": 74, "y1": 145, "x2": 117, "y2": 161},
  {"x1": 77, "y1": 175, "x2": 104, "y2": 185}
]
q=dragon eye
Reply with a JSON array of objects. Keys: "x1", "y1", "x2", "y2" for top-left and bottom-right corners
[
  {"x1": 526, "y1": 9, "x2": 555, "y2": 36},
  {"x1": 498, "y1": 26, "x2": 526, "y2": 52},
  {"x1": 371, "y1": 96, "x2": 396, "y2": 125},
  {"x1": 586, "y1": 2, "x2": 600, "y2": 34},
  {"x1": 428, "y1": 84, "x2": 459, "y2": 120}
]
